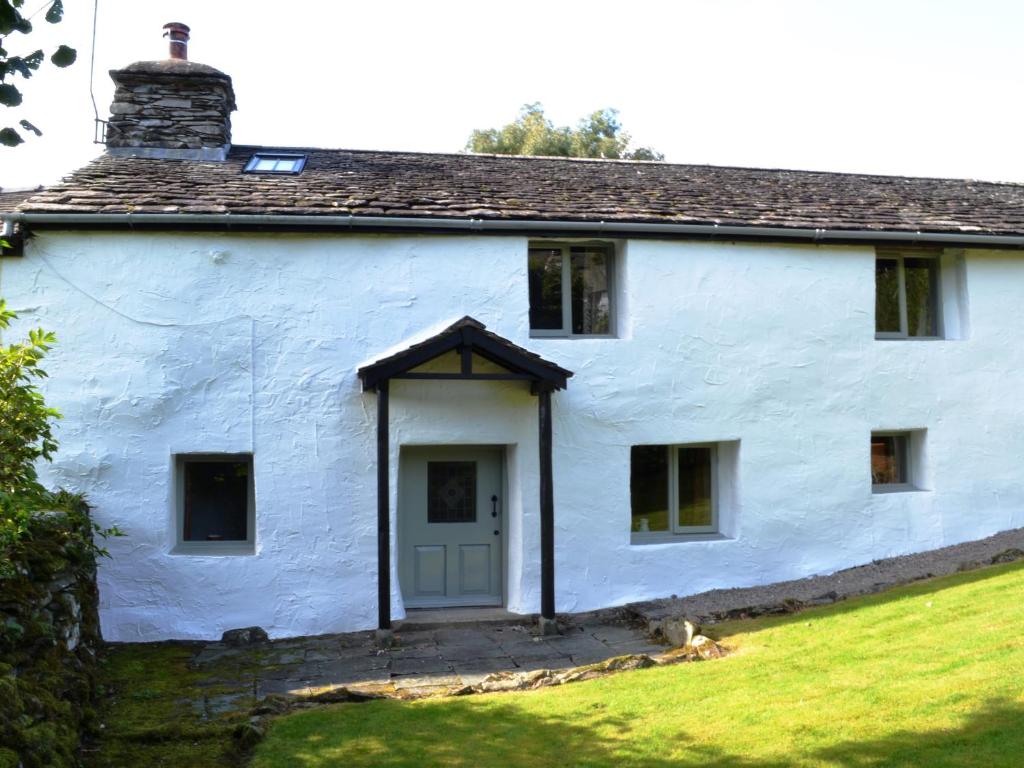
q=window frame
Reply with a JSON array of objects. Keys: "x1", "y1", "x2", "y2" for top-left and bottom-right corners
[
  {"x1": 528, "y1": 241, "x2": 617, "y2": 338},
  {"x1": 875, "y1": 249, "x2": 943, "y2": 340},
  {"x1": 172, "y1": 453, "x2": 256, "y2": 555},
  {"x1": 243, "y1": 153, "x2": 307, "y2": 175},
  {"x1": 630, "y1": 443, "x2": 720, "y2": 544},
  {"x1": 870, "y1": 432, "x2": 913, "y2": 493}
]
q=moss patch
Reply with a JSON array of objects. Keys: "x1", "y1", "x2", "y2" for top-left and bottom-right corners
[{"x1": 83, "y1": 643, "x2": 261, "y2": 767}]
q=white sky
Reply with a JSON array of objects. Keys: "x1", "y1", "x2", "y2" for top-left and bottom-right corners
[{"x1": 2, "y1": 0, "x2": 1022, "y2": 189}]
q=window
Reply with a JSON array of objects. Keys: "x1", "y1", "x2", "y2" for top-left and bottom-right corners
[
  {"x1": 427, "y1": 461, "x2": 477, "y2": 523},
  {"x1": 875, "y1": 248, "x2": 940, "y2": 339},
  {"x1": 175, "y1": 454, "x2": 255, "y2": 553},
  {"x1": 529, "y1": 242, "x2": 614, "y2": 336},
  {"x1": 871, "y1": 432, "x2": 916, "y2": 491},
  {"x1": 243, "y1": 153, "x2": 307, "y2": 174},
  {"x1": 631, "y1": 444, "x2": 717, "y2": 539}
]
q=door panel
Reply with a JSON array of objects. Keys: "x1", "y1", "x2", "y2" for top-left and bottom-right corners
[
  {"x1": 400, "y1": 446, "x2": 503, "y2": 608},
  {"x1": 458, "y1": 544, "x2": 491, "y2": 595},
  {"x1": 413, "y1": 545, "x2": 446, "y2": 597}
]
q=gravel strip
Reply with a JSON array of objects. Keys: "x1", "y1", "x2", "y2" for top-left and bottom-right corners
[{"x1": 624, "y1": 527, "x2": 1024, "y2": 625}]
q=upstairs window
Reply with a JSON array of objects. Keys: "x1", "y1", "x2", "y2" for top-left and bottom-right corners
[
  {"x1": 875, "y1": 248, "x2": 940, "y2": 339},
  {"x1": 244, "y1": 153, "x2": 307, "y2": 174},
  {"x1": 529, "y1": 242, "x2": 614, "y2": 336}
]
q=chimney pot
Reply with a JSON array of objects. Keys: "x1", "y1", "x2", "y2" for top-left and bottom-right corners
[{"x1": 162, "y1": 22, "x2": 190, "y2": 60}]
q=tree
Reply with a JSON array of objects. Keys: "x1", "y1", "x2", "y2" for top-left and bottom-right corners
[
  {"x1": 0, "y1": 0, "x2": 77, "y2": 147},
  {"x1": 466, "y1": 103, "x2": 664, "y2": 161}
]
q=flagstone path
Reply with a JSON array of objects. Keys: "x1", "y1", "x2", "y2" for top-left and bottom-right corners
[{"x1": 188, "y1": 615, "x2": 664, "y2": 709}]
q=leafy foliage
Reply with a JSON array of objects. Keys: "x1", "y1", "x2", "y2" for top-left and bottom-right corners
[
  {"x1": 0, "y1": 497, "x2": 103, "y2": 768},
  {"x1": 0, "y1": 0, "x2": 76, "y2": 147},
  {"x1": 466, "y1": 103, "x2": 664, "y2": 161},
  {"x1": 0, "y1": 301, "x2": 122, "y2": 574},
  {"x1": 0, "y1": 298, "x2": 59, "y2": 503}
]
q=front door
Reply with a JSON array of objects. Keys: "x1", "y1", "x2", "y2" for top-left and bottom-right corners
[{"x1": 399, "y1": 446, "x2": 504, "y2": 608}]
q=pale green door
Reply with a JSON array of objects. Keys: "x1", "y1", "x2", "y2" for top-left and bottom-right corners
[{"x1": 399, "y1": 446, "x2": 504, "y2": 608}]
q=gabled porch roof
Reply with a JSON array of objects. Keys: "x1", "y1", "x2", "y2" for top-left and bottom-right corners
[{"x1": 357, "y1": 316, "x2": 573, "y2": 393}]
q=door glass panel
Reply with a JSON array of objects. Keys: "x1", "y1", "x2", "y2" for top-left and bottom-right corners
[
  {"x1": 904, "y1": 258, "x2": 938, "y2": 337},
  {"x1": 570, "y1": 247, "x2": 611, "y2": 334},
  {"x1": 528, "y1": 248, "x2": 564, "y2": 330},
  {"x1": 428, "y1": 461, "x2": 477, "y2": 523},
  {"x1": 677, "y1": 448, "x2": 713, "y2": 528},
  {"x1": 875, "y1": 258, "x2": 901, "y2": 333},
  {"x1": 631, "y1": 446, "x2": 669, "y2": 532}
]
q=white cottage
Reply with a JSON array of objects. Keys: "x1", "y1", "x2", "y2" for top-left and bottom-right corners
[{"x1": 4, "y1": 25, "x2": 1024, "y2": 641}]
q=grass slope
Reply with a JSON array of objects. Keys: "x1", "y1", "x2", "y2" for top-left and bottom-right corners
[{"x1": 252, "y1": 561, "x2": 1024, "y2": 767}]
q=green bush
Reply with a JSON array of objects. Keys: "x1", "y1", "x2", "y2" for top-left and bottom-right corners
[{"x1": 0, "y1": 299, "x2": 117, "y2": 765}]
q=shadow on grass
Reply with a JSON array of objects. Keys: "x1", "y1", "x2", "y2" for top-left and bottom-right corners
[
  {"x1": 709, "y1": 559, "x2": 1024, "y2": 643},
  {"x1": 256, "y1": 696, "x2": 1024, "y2": 768}
]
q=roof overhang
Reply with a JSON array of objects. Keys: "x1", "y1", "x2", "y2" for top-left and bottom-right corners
[{"x1": 5, "y1": 211, "x2": 1024, "y2": 249}]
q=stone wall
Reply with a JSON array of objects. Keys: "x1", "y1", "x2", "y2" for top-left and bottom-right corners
[
  {"x1": 0, "y1": 509, "x2": 102, "y2": 768},
  {"x1": 106, "y1": 60, "x2": 235, "y2": 151}
]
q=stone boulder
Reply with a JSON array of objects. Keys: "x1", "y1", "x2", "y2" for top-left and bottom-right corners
[
  {"x1": 990, "y1": 548, "x2": 1024, "y2": 565},
  {"x1": 657, "y1": 617, "x2": 699, "y2": 648},
  {"x1": 221, "y1": 626, "x2": 269, "y2": 646},
  {"x1": 690, "y1": 634, "x2": 725, "y2": 660}
]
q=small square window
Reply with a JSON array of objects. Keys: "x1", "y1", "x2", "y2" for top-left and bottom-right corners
[
  {"x1": 529, "y1": 242, "x2": 614, "y2": 336},
  {"x1": 631, "y1": 444, "x2": 717, "y2": 538},
  {"x1": 243, "y1": 153, "x2": 307, "y2": 174},
  {"x1": 872, "y1": 436, "x2": 913, "y2": 489},
  {"x1": 175, "y1": 454, "x2": 255, "y2": 554},
  {"x1": 875, "y1": 249, "x2": 941, "y2": 339}
]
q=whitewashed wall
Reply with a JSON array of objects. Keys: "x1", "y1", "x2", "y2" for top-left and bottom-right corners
[{"x1": 2, "y1": 232, "x2": 1022, "y2": 641}]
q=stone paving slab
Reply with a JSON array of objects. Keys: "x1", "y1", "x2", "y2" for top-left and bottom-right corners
[{"x1": 185, "y1": 612, "x2": 665, "y2": 701}]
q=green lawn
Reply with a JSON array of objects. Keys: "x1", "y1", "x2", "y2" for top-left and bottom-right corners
[{"x1": 252, "y1": 561, "x2": 1024, "y2": 767}]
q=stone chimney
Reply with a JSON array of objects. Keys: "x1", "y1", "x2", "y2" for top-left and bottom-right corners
[{"x1": 105, "y1": 23, "x2": 236, "y2": 160}]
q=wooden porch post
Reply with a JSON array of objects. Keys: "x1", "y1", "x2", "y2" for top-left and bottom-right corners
[
  {"x1": 538, "y1": 387, "x2": 556, "y2": 630},
  {"x1": 376, "y1": 380, "x2": 391, "y2": 631}
]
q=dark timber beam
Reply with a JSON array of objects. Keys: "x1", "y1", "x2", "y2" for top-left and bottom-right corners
[
  {"x1": 538, "y1": 387, "x2": 556, "y2": 631},
  {"x1": 392, "y1": 372, "x2": 536, "y2": 382},
  {"x1": 376, "y1": 380, "x2": 391, "y2": 632}
]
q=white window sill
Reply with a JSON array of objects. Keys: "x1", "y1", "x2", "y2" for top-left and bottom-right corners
[
  {"x1": 631, "y1": 532, "x2": 731, "y2": 546},
  {"x1": 529, "y1": 332, "x2": 618, "y2": 340},
  {"x1": 871, "y1": 484, "x2": 928, "y2": 495},
  {"x1": 874, "y1": 335, "x2": 944, "y2": 341},
  {"x1": 171, "y1": 542, "x2": 255, "y2": 556}
]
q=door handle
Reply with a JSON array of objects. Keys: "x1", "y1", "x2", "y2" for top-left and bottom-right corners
[
  {"x1": 494, "y1": 530, "x2": 500, "y2": 536},
  {"x1": 491, "y1": 495, "x2": 498, "y2": 518}
]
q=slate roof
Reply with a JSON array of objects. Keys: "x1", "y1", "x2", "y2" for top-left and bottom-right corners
[
  {"x1": 13, "y1": 146, "x2": 1024, "y2": 236},
  {"x1": 0, "y1": 187, "x2": 44, "y2": 211}
]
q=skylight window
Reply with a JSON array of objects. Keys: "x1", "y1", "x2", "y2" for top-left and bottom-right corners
[{"x1": 244, "y1": 153, "x2": 307, "y2": 174}]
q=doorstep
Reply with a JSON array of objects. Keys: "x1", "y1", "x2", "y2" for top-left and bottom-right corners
[{"x1": 395, "y1": 607, "x2": 530, "y2": 631}]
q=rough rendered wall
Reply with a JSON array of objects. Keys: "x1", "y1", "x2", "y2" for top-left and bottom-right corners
[{"x1": 3, "y1": 233, "x2": 1022, "y2": 640}]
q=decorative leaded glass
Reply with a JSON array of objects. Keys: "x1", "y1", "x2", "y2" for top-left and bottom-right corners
[{"x1": 428, "y1": 462, "x2": 477, "y2": 523}]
